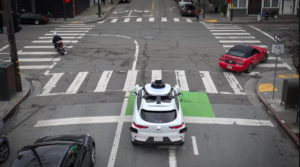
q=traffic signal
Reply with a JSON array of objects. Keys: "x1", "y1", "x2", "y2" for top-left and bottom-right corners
[
  {"x1": 227, "y1": 0, "x2": 232, "y2": 3},
  {"x1": 12, "y1": 12, "x2": 21, "y2": 33}
]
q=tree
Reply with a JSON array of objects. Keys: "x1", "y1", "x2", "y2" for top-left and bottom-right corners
[
  {"x1": 286, "y1": 28, "x2": 299, "y2": 74},
  {"x1": 30, "y1": 0, "x2": 36, "y2": 12}
]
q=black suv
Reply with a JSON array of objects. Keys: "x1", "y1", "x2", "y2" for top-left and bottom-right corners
[{"x1": 10, "y1": 134, "x2": 96, "y2": 167}]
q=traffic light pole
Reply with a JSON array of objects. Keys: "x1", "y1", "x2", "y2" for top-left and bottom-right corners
[
  {"x1": 4, "y1": 0, "x2": 22, "y2": 92},
  {"x1": 63, "y1": 0, "x2": 66, "y2": 21}
]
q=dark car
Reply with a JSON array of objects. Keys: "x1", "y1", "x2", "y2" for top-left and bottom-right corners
[
  {"x1": 180, "y1": 4, "x2": 196, "y2": 16},
  {"x1": 0, "y1": 135, "x2": 9, "y2": 164},
  {"x1": 19, "y1": 12, "x2": 48, "y2": 25},
  {"x1": 10, "y1": 134, "x2": 96, "y2": 167}
]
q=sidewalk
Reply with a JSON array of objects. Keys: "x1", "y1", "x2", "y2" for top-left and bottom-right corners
[
  {"x1": 257, "y1": 72, "x2": 299, "y2": 146},
  {"x1": 48, "y1": 1, "x2": 119, "y2": 24},
  {"x1": 0, "y1": 74, "x2": 31, "y2": 129}
]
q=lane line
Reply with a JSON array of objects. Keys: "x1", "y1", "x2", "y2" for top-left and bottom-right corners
[
  {"x1": 199, "y1": 71, "x2": 218, "y2": 93},
  {"x1": 151, "y1": 70, "x2": 162, "y2": 82},
  {"x1": 191, "y1": 136, "x2": 199, "y2": 155},
  {"x1": 45, "y1": 33, "x2": 86, "y2": 35},
  {"x1": 215, "y1": 36, "x2": 255, "y2": 39},
  {"x1": 136, "y1": 18, "x2": 142, "y2": 22},
  {"x1": 33, "y1": 116, "x2": 274, "y2": 127},
  {"x1": 186, "y1": 19, "x2": 192, "y2": 23},
  {"x1": 124, "y1": 18, "x2": 130, "y2": 22},
  {"x1": 162, "y1": 17, "x2": 167, "y2": 22},
  {"x1": 66, "y1": 72, "x2": 89, "y2": 94},
  {"x1": 210, "y1": 30, "x2": 245, "y2": 32},
  {"x1": 149, "y1": 17, "x2": 154, "y2": 22},
  {"x1": 65, "y1": 24, "x2": 86, "y2": 25},
  {"x1": 24, "y1": 46, "x2": 73, "y2": 49},
  {"x1": 55, "y1": 28, "x2": 92, "y2": 30},
  {"x1": 175, "y1": 70, "x2": 189, "y2": 91},
  {"x1": 174, "y1": 18, "x2": 179, "y2": 22},
  {"x1": 132, "y1": 40, "x2": 139, "y2": 70},
  {"x1": 94, "y1": 71, "x2": 113, "y2": 92},
  {"x1": 39, "y1": 71, "x2": 64, "y2": 96},
  {"x1": 50, "y1": 30, "x2": 89, "y2": 32},
  {"x1": 4, "y1": 58, "x2": 61, "y2": 62},
  {"x1": 249, "y1": 25, "x2": 276, "y2": 41},
  {"x1": 0, "y1": 45, "x2": 9, "y2": 52},
  {"x1": 241, "y1": 72, "x2": 260, "y2": 76},
  {"x1": 212, "y1": 33, "x2": 250, "y2": 35},
  {"x1": 38, "y1": 37, "x2": 82, "y2": 39},
  {"x1": 128, "y1": 10, "x2": 132, "y2": 17},
  {"x1": 32, "y1": 40, "x2": 78, "y2": 43},
  {"x1": 207, "y1": 27, "x2": 242, "y2": 29},
  {"x1": 219, "y1": 40, "x2": 261, "y2": 43},
  {"x1": 223, "y1": 45, "x2": 268, "y2": 48},
  {"x1": 123, "y1": 70, "x2": 138, "y2": 91},
  {"x1": 151, "y1": 0, "x2": 155, "y2": 16},
  {"x1": 223, "y1": 72, "x2": 244, "y2": 95},
  {"x1": 60, "y1": 25, "x2": 94, "y2": 28},
  {"x1": 98, "y1": 20, "x2": 106, "y2": 24},
  {"x1": 169, "y1": 149, "x2": 177, "y2": 167}
]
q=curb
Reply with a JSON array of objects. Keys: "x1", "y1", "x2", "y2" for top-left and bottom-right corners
[
  {"x1": 0, "y1": 76, "x2": 31, "y2": 123},
  {"x1": 256, "y1": 75, "x2": 299, "y2": 147},
  {"x1": 84, "y1": 2, "x2": 120, "y2": 24}
]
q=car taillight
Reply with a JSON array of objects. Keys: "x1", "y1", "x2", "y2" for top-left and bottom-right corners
[
  {"x1": 219, "y1": 58, "x2": 225, "y2": 62},
  {"x1": 182, "y1": 9, "x2": 186, "y2": 12},
  {"x1": 192, "y1": 10, "x2": 195, "y2": 12},
  {"x1": 42, "y1": 17, "x2": 46, "y2": 19},
  {"x1": 133, "y1": 122, "x2": 148, "y2": 129},
  {"x1": 236, "y1": 61, "x2": 243, "y2": 65},
  {"x1": 170, "y1": 122, "x2": 184, "y2": 129}
]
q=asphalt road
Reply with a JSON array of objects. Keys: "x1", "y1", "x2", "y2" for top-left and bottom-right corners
[{"x1": 0, "y1": 0, "x2": 299, "y2": 166}]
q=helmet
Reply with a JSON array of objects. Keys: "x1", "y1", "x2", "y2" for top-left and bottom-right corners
[{"x1": 53, "y1": 32, "x2": 57, "y2": 36}]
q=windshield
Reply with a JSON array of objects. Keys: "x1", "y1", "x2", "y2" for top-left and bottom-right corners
[
  {"x1": 185, "y1": 5, "x2": 195, "y2": 9},
  {"x1": 141, "y1": 110, "x2": 177, "y2": 123},
  {"x1": 227, "y1": 50, "x2": 246, "y2": 58}
]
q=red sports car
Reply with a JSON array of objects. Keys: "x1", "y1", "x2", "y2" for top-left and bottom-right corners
[{"x1": 219, "y1": 45, "x2": 268, "y2": 73}]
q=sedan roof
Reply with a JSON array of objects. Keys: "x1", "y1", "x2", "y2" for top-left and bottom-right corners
[{"x1": 229, "y1": 45, "x2": 255, "y2": 53}]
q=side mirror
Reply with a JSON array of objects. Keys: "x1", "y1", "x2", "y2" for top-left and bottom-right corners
[
  {"x1": 134, "y1": 84, "x2": 139, "y2": 93},
  {"x1": 178, "y1": 93, "x2": 183, "y2": 96}
]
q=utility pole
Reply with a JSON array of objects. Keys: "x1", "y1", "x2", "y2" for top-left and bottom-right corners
[
  {"x1": 203, "y1": 0, "x2": 205, "y2": 18},
  {"x1": 98, "y1": 0, "x2": 101, "y2": 17},
  {"x1": 63, "y1": 0, "x2": 66, "y2": 21},
  {"x1": 4, "y1": 0, "x2": 22, "y2": 92}
]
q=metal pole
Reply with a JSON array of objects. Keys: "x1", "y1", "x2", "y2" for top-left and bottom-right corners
[
  {"x1": 63, "y1": 0, "x2": 66, "y2": 21},
  {"x1": 231, "y1": 8, "x2": 233, "y2": 21},
  {"x1": 203, "y1": 0, "x2": 205, "y2": 18},
  {"x1": 98, "y1": 0, "x2": 101, "y2": 17},
  {"x1": 4, "y1": 0, "x2": 22, "y2": 92},
  {"x1": 272, "y1": 52, "x2": 279, "y2": 99}
]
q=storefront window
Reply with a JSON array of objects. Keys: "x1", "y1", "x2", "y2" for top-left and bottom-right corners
[
  {"x1": 271, "y1": 0, "x2": 279, "y2": 7},
  {"x1": 232, "y1": 0, "x2": 238, "y2": 7},
  {"x1": 239, "y1": 0, "x2": 246, "y2": 7},
  {"x1": 264, "y1": 0, "x2": 270, "y2": 7},
  {"x1": 232, "y1": 0, "x2": 246, "y2": 8}
]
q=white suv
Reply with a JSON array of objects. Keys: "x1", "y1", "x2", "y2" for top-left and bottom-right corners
[{"x1": 130, "y1": 79, "x2": 187, "y2": 145}]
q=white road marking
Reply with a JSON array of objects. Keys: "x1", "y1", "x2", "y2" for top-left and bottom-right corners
[
  {"x1": 39, "y1": 71, "x2": 64, "y2": 96},
  {"x1": 151, "y1": 70, "x2": 162, "y2": 82},
  {"x1": 136, "y1": 18, "x2": 142, "y2": 22},
  {"x1": 175, "y1": 70, "x2": 189, "y2": 91},
  {"x1": 111, "y1": 19, "x2": 118, "y2": 23},
  {"x1": 249, "y1": 25, "x2": 276, "y2": 41},
  {"x1": 50, "y1": 30, "x2": 89, "y2": 32},
  {"x1": 210, "y1": 30, "x2": 246, "y2": 32},
  {"x1": 18, "y1": 51, "x2": 58, "y2": 55},
  {"x1": 55, "y1": 28, "x2": 92, "y2": 30},
  {"x1": 123, "y1": 70, "x2": 138, "y2": 91},
  {"x1": 191, "y1": 136, "x2": 199, "y2": 155},
  {"x1": 257, "y1": 63, "x2": 293, "y2": 70},
  {"x1": 65, "y1": 72, "x2": 88, "y2": 94},
  {"x1": 60, "y1": 25, "x2": 94, "y2": 27},
  {"x1": 100, "y1": 34, "x2": 131, "y2": 39},
  {"x1": 32, "y1": 40, "x2": 78, "y2": 43},
  {"x1": 108, "y1": 121, "x2": 124, "y2": 167},
  {"x1": 222, "y1": 45, "x2": 268, "y2": 48},
  {"x1": 128, "y1": 10, "x2": 132, "y2": 17},
  {"x1": 204, "y1": 23, "x2": 233, "y2": 26},
  {"x1": 186, "y1": 19, "x2": 192, "y2": 22},
  {"x1": 149, "y1": 17, "x2": 154, "y2": 22},
  {"x1": 207, "y1": 27, "x2": 241, "y2": 29},
  {"x1": 174, "y1": 18, "x2": 179, "y2": 22},
  {"x1": 0, "y1": 45, "x2": 9, "y2": 52},
  {"x1": 223, "y1": 72, "x2": 244, "y2": 95},
  {"x1": 131, "y1": 40, "x2": 139, "y2": 70},
  {"x1": 241, "y1": 72, "x2": 260, "y2": 76},
  {"x1": 212, "y1": 33, "x2": 250, "y2": 35},
  {"x1": 98, "y1": 20, "x2": 106, "y2": 24},
  {"x1": 169, "y1": 149, "x2": 177, "y2": 167},
  {"x1": 20, "y1": 62, "x2": 57, "y2": 69},
  {"x1": 4, "y1": 58, "x2": 61, "y2": 62},
  {"x1": 162, "y1": 17, "x2": 167, "y2": 22},
  {"x1": 33, "y1": 116, "x2": 274, "y2": 127},
  {"x1": 24, "y1": 46, "x2": 73, "y2": 49},
  {"x1": 219, "y1": 40, "x2": 261, "y2": 43},
  {"x1": 94, "y1": 71, "x2": 113, "y2": 92},
  {"x1": 199, "y1": 71, "x2": 218, "y2": 93},
  {"x1": 215, "y1": 36, "x2": 255, "y2": 39},
  {"x1": 65, "y1": 24, "x2": 86, "y2": 25},
  {"x1": 45, "y1": 33, "x2": 86, "y2": 35},
  {"x1": 38, "y1": 37, "x2": 82, "y2": 39},
  {"x1": 124, "y1": 18, "x2": 130, "y2": 22}
]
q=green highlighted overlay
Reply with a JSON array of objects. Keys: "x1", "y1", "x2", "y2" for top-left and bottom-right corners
[{"x1": 125, "y1": 91, "x2": 215, "y2": 117}]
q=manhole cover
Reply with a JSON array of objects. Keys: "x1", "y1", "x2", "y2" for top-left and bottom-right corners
[{"x1": 144, "y1": 36, "x2": 154, "y2": 40}]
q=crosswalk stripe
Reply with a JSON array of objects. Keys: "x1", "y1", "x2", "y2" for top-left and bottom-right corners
[
  {"x1": 66, "y1": 72, "x2": 89, "y2": 94},
  {"x1": 65, "y1": 24, "x2": 86, "y2": 25},
  {"x1": 111, "y1": 19, "x2": 118, "y2": 23},
  {"x1": 94, "y1": 71, "x2": 113, "y2": 92},
  {"x1": 186, "y1": 19, "x2": 192, "y2": 23},
  {"x1": 20, "y1": 62, "x2": 57, "y2": 69},
  {"x1": 175, "y1": 70, "x2": 189, "y2": 91},
  {"x1": 137, "y1": 18, "x2": 142, "y2": 22},
  {"x1": 60, "y1": 26, "x2": 94, "y2": 28},
  {"x1": 162, "y1": 17, "x2": 167, "y2": 22},
  {"x1": 32, "y1": 40, "x2": 78, "y2": 43},
  {"x1": 124, "y1": 18, "x2": 130, "y2": 22},
  {"x1": 55, "y1": 28, "x2": 92, "y2": 30},
  {"x1": 210, "y1": 30, "x2": 246, "y2": 32},
  {"x1": 5, "y1": 58, "x2": 61, "y2": 62},
  {"x1": 50, "y1": 30, "x2": 89, "y2": 32},
  {"x1": 38, "y1": 37, "x2": 82, "y2": 39},
  {"x1": 223, "y1": 72, "x2": 244, "y2": 95},
  {"x1": 149, "y1": 18, "x2": 154, "y2": 22},
  {"x1": 223, "y1": 45, "x2": 268, "y2": 48},
  {"x1": 39, "y1": 71, "x2": 64, "y2": 96},
  {"x1": 199, "y1": 71, "x2": 218, "y2": 93},
  {"x1": 151, "y1": 70, "x2": 162, "y2": 82},
  {"x1": 174, "y1": 18, "x2": 179, "y2": 22},
  {"x1": 24, "y1": 46, "x2": 73, "y2": 49},
  {"x1": 123, "y1": 70, "x2": 138, "y2": 91},
  {"x1": 18, "y1": 52, "x2": 58, "y2": 55},
  {"x1": 45, "y1": 33, "x2": 86, "y2": 36},
  {"x1": 219, "y1": 40, "x2": 261, "y2": 43},
  {"x1": 241, "y1": 72, "x2": 260, "y2": 76},
  {"x1": 215, "y1": 36, "x2": 255, "y2": 39},
  {"x1": 204, "y1": 23, "x2": 233, "y2": 26},
  {"x1": 256, "y1": 63, "x2": 292, "y2": 69},
  {"x1": 212, "y1": 33, "x2": 250, "y2": 35}
]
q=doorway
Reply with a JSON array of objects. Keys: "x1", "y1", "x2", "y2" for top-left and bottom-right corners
[
  {"x1": 283, "y1": 0, "x2": 293, "y2": 14},
  {"x1": 248, "y1": 0, "x2": 262, "y2": 14}
]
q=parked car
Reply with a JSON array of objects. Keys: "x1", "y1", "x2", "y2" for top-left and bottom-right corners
[
  {"x1": 219, "y1": 45, "x2": 268, "y2": 73},
  {"x1": 10, "y1": 134, "x2": 96, "y2": 167},
  {"x1": 180, "y1": 4, "x2": 196, "y2": 16},
  {"x1": 0, "y1": 135, "x2": 9, "y2": 164},
  {"x1": 130, "y1": 79, "x2": 187, "y2": 145},
  {"x1": 178, "y1": 0, "x2": 192, "y2": 7},
  {"x1": 19, "y1": 12, "x2": 49, "y2": 25}
]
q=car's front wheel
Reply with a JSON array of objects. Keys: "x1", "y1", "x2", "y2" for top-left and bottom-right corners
[
  {"x1": 0, "y1": 143, "x2": 9, "y2": 164},
  {"x1": 246, "y1": 63, "x2": 253, "y2": 73},
  {"x1": 262, "y1": 53, "x2": 268, "y2": 63},
  {"x1": 90, "y1": 144, "x2": 95, "y2": 167}
]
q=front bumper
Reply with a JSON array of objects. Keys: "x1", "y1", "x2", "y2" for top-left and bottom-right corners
[{"x1": 219, "y1": 61, "x2": 245, "y2": 72}]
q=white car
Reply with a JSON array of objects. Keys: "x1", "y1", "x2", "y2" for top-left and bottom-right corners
[
  {"x1": 178, "y1": 0, "x2": 192, "y2": 7},
  {"x1": 130, "y1": 79, "x2": 187, "y2": 145}
]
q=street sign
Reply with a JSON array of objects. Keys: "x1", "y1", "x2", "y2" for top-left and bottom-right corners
[
  {"x1": 271, "y1": 43, "x2": 284, "y2": 54},
  {"x1": 274, "y1": 34, "x2": 282, "y2": 43}
]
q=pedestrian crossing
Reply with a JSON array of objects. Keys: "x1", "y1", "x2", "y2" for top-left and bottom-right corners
[
  {"x1": 38, "y1": 70, "x2": 252, "y2": 96},
  {"x1": 101, "y1": 17, "x2": 195, "y2": 24},
  {"x1": 203, "y1": 23, "x2": 293, "y2": 70},
  {"x1": 8, "y1": 24, "x2": 93, "y2": 70}
]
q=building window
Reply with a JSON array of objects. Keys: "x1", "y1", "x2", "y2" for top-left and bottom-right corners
[
  {"x1": 264, "y1": 0, "x2": 279, "y2": 7},
  {"x1": 232, "y1": 0, "x2": 246, "y2": 7},
  {"x1": 232, "y1": 0, "x2": 238, "y2": 7},
  {"x1": 239, "y1": 0, "x2": 246, "y2": 7}
]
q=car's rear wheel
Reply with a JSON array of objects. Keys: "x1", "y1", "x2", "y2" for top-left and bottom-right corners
[
  {"x1": 246, "y1": 63, "x2": 253, "y2": 73},
  {"x1": 34, "y1": 20, "x2": 39, "y2": 25},
  {"x1": 262, "y1": 53, "x2": 268, "y2": 63},
  {"x1": 0, "y1": 143, "x2": 9, "y2": 164},
  {"x1": 90, "y1": 144, "x2": 95, "y2": 167}
]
